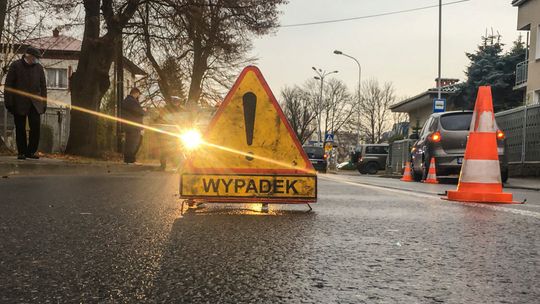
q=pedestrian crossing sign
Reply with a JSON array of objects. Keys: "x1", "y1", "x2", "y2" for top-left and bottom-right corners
[
  {"x1": 180, "y1": 66, "x2": 317, "y2": 203},
  {"x1": 325, "y1": 133, "x2": 334, "y2": 142}
]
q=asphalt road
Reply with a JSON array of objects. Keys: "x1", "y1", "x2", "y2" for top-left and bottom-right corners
[{"x1": 0, "y1": 172, "x2": 538, "y2": 303}]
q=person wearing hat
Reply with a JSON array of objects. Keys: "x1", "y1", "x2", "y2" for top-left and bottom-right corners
[{"x1": 4, "y1": 46, "x2": 47, "y2": 160}]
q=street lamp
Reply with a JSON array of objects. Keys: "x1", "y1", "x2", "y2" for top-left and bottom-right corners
[
  {"x1": 334, "y1": 49, "x2": 362, "y2": 145},
  {"x1": 312, "y1": 67, "x2": 338, "y2": 142}
]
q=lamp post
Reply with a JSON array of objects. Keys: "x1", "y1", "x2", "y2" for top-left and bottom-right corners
[
  {"x1": 312, "y1": 67, "x2": 338, "y2": 142},
  {"x1": 334, "y1": 50, "x2": 361, "y2": 145},
  {"x1": 437, "y1": 0, "x2": 442, "y2": 99}
]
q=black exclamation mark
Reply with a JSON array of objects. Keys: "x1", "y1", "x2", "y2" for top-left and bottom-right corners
[{"x1": 243, "y1": 92, "x2": 257, "y2": 161}]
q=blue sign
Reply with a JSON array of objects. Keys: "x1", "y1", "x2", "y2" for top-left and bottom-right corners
[
  {"x1": 433, "y1": 98, "x2": 446, "y2": 113},
  {"x1": 325, "y1": 133, "x2": 334, "y2": 142}
]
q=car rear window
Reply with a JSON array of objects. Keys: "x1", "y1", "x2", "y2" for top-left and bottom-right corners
[
  {"x1": 440, "y1": 113, "x2": 473, "y2": 131},
  {"x1": 303, "y1": 146, "x2": 324, "y2": 158}
]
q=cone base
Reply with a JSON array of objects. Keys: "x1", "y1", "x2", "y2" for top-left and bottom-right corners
[
  {"x1": 423, "y1": 179, "x2": 438, "y2": 184},
  {"x1": 400, "y1": 177, "x2": 413, "y2": 182},
  {"x1": 445, "y1": 190, "x2": 515, "y2": 204}
]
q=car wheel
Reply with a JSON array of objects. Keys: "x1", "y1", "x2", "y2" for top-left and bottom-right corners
[
  {"x1": 366, "y1": 162, "x2": 379, "y2": 175},
  {"x1": 501, "y1": 169, "x2": 508, "y2": 183},
  {"x1": 421, "y1": 154, "x2": 431, "y2": 181}
]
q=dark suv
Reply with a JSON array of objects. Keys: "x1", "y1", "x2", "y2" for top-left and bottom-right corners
[
  {"x1": 410, "y1": 111, "x2": 508, "y2": 182},
  {"x1": 303, "y1": 146, "x2": 327, "y2": 173},
  {"x1": 351, "y1": 144, "x2": 389, "y2": 174}
]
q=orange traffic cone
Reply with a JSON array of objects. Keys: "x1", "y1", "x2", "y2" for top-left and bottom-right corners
[
  {"x1": 444, "y1": 86, "x2": 515, "y2": 204},
  {"x1": 423, "y1": 157, "x2": 439, "y2": 184},
  {"x1": 400, "y1": 161, "x2": 414, "y2": 182}
]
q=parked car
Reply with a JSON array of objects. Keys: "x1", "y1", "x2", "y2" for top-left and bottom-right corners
[
  {"x1": 409, "y1": 110, "x2": 508, "y2": 182},
  {"x1": 351, "y1": 144, "x2": 389, "y2": 174},
  {"x1": 303, "y1": 145, "x2": 327, "y2": 173}
]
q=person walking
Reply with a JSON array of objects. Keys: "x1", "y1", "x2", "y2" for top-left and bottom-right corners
[
  {"x1": 121, "y1": 87, "x2": 145, "y2": 163},
  {"x1": 4, "y1": 46, "x2": 47, "y2": 160}
]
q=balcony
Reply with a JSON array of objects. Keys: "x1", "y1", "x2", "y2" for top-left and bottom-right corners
[{"x1": 514, "y1": 60, "x2": 528, "y2": 89}]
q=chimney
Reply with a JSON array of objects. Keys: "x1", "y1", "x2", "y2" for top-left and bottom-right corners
[{"x1": 53, "y1": 28, "x2": 59, "y2": 38}]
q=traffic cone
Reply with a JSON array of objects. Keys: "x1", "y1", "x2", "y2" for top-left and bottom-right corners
[
  {"x1": 444, "y1": 86, "x2": 516, "y2": 204},
  {"x1": 423, "y1": 157, "x2": 439, "y2": 184},
  {"x1": 400, "y1": 161, "x2": 414, "y2": 182}
]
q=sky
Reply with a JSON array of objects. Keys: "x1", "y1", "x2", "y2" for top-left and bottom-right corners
[{"x1": 249, "y1": 0, "x2": 522, "y2": 100}]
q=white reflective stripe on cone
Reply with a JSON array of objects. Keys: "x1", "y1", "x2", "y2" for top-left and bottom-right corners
[
  {"x1": 460, "y1": 159, "x2": 502, "y2": 183},
  {"x1": 470, "y1": 111, "x2": 496, "y2": 132}
]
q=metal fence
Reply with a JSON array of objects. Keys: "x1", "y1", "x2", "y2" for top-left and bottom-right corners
[
  {"x1": 0, "y1": 100, "x2": 70, "y2": 153},
  {"x1": 386, "y1": 139, "x2": 414, "y2": 175},
  {"x1": 515, "y1": 60, "x2": 528, "y2": 87},
  {"x1": 496, "y1": 104, "x2": 540, "y2": 164}
]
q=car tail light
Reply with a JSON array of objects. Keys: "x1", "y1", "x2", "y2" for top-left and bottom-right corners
[
  {"x1": 430, "y1": 131, "x2": 441, "y2": 143},
  {"x1": 496, "y1": 129, "x2": 505, "y2": 140},
  {"x1": 324, "y1": 154, "x2": 328, "y2": 159}
]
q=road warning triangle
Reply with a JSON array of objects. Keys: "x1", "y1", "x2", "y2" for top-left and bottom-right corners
[
  {"x1": 186, "y1": 66, "x2": 315, "y2": 174},
  {"x1": 180, "y1": 66, "x2": 317, "y2": 203}
]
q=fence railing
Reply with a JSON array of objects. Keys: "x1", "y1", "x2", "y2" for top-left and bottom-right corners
[
  {"x1": 496, "y1": 104, "x2": 540, "y2": 164},
  {"x1": 515, "y1": 60, "x2": 528, "y2": 87},
  {"x1": 386, "y1": 139, "x2": 414, "y2": 175},
  {"x1": 0, "y1": 100, "x2": 70, "y2": 153}
]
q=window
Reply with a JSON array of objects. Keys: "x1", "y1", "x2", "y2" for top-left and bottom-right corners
[
  {"x1": 536, "y1": 25, "x2": 540, "y2": 60},
  {"x1": 440, "y1": 113, "x2": 473, "y2": 131},
  {"x1": 46, "y1": 68, "x2": 68, "y2": 89},
  {"x1": 420, "y1": 117, "x2": 432, "y2": 138},
  {"x1": 365, "y1": 146, "x2": 388, "y2": 154},
  {"x1": 303, "y1": 146, "x2": 324, "y2": 158}
]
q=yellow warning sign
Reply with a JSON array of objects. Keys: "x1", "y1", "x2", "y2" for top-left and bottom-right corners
[
  {"x1": 180, "y1": 66, "x2": 317, "y2": 203},
  {"x1": 181, "y1": 174, "x2": 317, "y2": 199}
]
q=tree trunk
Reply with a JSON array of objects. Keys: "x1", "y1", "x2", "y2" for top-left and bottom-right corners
[
  {"x1": 0, "y1": 0, "x2": 10, "y2": 152},
  {"x1": 65, "y1": 0, "x2": 117, "y2": 156},
  {"x1": 187, "y1": 52, "x2": 207, "y2": 105},
  {"x1": 0, "y1": 0, "x2": 7, "y2": 37}
]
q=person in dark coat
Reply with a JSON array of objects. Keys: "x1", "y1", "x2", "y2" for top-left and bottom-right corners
[
  {"x1": 4, "y1": 46, "x2": 47, "y2": 159},
  {"x1": 121, "y1": 87, "x2": 145, "y2": 163}
]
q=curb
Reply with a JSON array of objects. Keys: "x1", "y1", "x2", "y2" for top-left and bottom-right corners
[
  {"x1": 375, "y1": 173, "x2": 540, "y2": 191},
  {"x1": 503, "y1": 184, "x2": 540, "y2": 191},
  {"x1": 0, "y1": 160, "x2": 160, "y2": 176}
]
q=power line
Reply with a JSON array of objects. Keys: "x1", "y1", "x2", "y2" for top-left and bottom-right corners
[{"x1": 280, "y1": 0, "x2": 470, "y2": 28}]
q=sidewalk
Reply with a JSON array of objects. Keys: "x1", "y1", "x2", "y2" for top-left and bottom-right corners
[
  {"x1": 504, "y1": 177, "x2": 540, "y2": 191},
  {"x1": 0, "y1": 155, "x2": 161, "y2": 176}
]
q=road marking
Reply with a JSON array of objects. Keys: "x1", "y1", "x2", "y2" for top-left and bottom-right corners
[{"x1": 320, "y1": 175, "x2": 540, "y2": 219}]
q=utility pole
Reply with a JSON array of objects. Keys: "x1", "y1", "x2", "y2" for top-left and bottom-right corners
[
  {"x1": 116, "y1": 35, "x2": 124, "y2": 153},
  {"x1": 437, "y1": 0, "x2": 442, "y2": 99}
]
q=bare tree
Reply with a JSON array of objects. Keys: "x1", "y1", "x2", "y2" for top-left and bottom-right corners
[
  {"x1": 320, "y1": 78, "x2": 356, "y2": 138},
  {"x1": 280, "y1": 85, "x2": 316, "y2": 144},
  {"x1": 359, "y1": 79, "x2": 395, "y2": 143},
  {"x1": 302, "y1": 78, "x2": 355, "y2": 142},
  {"x1": 127, "y1": 0, "x2": 286, "y2": 107}
]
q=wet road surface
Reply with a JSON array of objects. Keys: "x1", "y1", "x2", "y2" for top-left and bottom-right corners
[{"x1": 0, "y1": 172, "x2": 538, "y2": 303}]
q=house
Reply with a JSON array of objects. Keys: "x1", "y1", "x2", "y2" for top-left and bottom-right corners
[
  {"x1": 0, "y1": 29, "x2": 146, "y2": 152},
  {"x1": 512, "y1": 0, "x2": 540, "y2": 105},
  {"x1": 389, "y1": 78, "x2": 460, "y2": 135}
]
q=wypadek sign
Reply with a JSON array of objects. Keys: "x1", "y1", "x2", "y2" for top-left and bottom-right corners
[{"x1": 180, "y1": 66, "x2": 317, "y2": 203}]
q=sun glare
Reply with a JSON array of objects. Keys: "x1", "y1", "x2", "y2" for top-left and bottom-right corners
[{"x1": 180, "y1": 129, "x2": 203, "y2": 150}]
